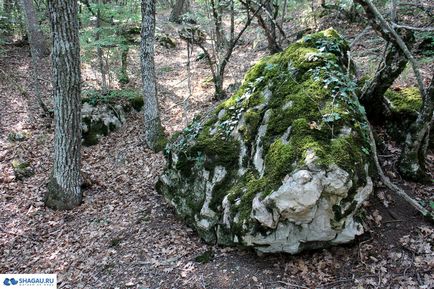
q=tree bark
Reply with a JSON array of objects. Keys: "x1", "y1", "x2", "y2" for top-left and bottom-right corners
[
  {"x1": 119, "y1": 46, "x2": 130, "y2": 85},
  {"x1": 360, "y1": 29, "x2": 414, "y2": 121},
  {"x1": 399, "y1": 76, "x2": 434, "y2": 181},
  {"x1": 95, "y1": 0, "x2": 108, "y2": 94},
  {"x1": 20, "y1": 0, "x2": 49, "y2": 58},
  {"x1": 210, "y1": 0, "x2": 227, "y2": 48},
  {"x1": 45, "y1": 0, "x2": 82, "y2": 210},
  {"x1": 141, "y1": 0, "x2": 165, "y2": 152},
  {"x1": 169, "y1": 0, "x2": 189, "y2": 23}
]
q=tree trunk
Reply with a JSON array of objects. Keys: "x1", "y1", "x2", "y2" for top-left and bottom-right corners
[
  {"x1": 141, "y1": 0, "x2": 165, "y2": 152},
  {"x1": 213, "y1": 73, "x2": 225, "y2": 100},
  {"x1": 20, "y1": 0, "x2": 49, "y2": 58},
  {"x1": 240, "y1": 0, "x2": 282, "y2": 53},
  {"x1": 45, "y1": 0, "x2": 82, "y2": 210},
  {"x1": 399, "y1": 76, "x2": 434, "y2": 181},
  {"x1": 360, "y1": 29, "x2": 414, "y2": 121},
  {"x1": 265, "y1": 1, "x2": 279, "y2": 52},
  {"x1": 211, "y1": 0, "x2": 227, "y2": 48},
  {"x1": 256, "y1": 13, "x2": 281, "y2": 53},
  {"x1": 169, "y1": 0, "x2": 189, "y2": 23},
  {"x1": 119, "y1": 46, "x2": 130, "y2": 85},
  {"x1": 95, "y1": 0, "x2": 108, "y2": 94},
  {"x1": 20, "y1": 0, "x2": 50, "y2": 114}
]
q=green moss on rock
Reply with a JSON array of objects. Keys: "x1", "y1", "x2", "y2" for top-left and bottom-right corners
[
  {"x1": 385, "y1": 87, "x2": 422, "y2": 114},
  {"x1": 383, "y1": 87, "x2": 434, "y2": 148},
  {"x1": 82, "y1": 117, "x2": 110, "y2": 146},
  {"x1": 157, "y1": 29, "x2": 374, "y2": 254},
  {"x1": 11, "y1": 159, "x2": 34, "y2": 180}
]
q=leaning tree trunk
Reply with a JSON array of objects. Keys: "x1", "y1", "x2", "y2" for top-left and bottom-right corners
[
  {"x1": 141, "y1": 0, "x2": 165, "y2": 152},
  {"x1": 360, "y1": 29, "x2": 414, "y2": 121},
  {"x1": 45, "y1": 0, "x2": 82, "y2": 210},
  {"x1": 20, "y1": 0, "x2": 49, "y2": 58}
]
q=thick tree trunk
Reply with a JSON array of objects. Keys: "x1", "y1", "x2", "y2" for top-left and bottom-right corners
[
  {"x1": 141, "y1": 0, "x2": 165, "y2": 152},
  {"x1": 20, "y1": 0, "x2": 49, "y2": 58},
  {"x1": 169, "y1": 0, "x2": 189, "y2": 23},
  {"x1": 45, "y1": 0, "x2": 82, "y2": 210}
]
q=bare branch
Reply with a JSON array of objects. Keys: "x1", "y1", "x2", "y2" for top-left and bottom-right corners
[
  {"x1": 240, "y1": 0, "x2": 286, "y2": 38},
  {"x1": 391, "y1": 22, "x2": 434, "y2": 32}
]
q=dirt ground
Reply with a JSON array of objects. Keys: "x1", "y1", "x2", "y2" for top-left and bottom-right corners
[{"x1": 1, "y1": 8, "x2": 433, "y2": 289}]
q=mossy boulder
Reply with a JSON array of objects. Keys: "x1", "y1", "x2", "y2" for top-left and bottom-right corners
[
  {"x1": 156, "y1": 32, "x2": 176, "y2": 49},
  {"x1": 383, "y1": 87, "x2": 433, "y2": 148},
  {"x1": 12, "y1": 159, "x2": 34, "y2": 180},
  {"x1": 7, "y1": 131, "x2": 29, "y2": 142},
  {"x1": 81, "y1": 102, "x2": 125, "y2": 146},
  {"x1": 81, "y1": 89, "x2": 144, "y2": 146},
  {"x1": 157, "y1": 29, "x2": 374, "y2": 254}
]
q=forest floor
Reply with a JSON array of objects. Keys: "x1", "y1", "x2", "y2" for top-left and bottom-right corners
[{"x1": 1, "y1": 9, "x2": 434, "y2": 289}]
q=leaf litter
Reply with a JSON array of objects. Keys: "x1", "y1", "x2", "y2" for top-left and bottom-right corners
[{"x1": 0, "y1": 13, "x2": 433, "y2": 288}]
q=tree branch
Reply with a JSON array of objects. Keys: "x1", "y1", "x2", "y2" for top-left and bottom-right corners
[
  {"x1": 354, "y1": 0, "x2": 425, "y2": 97},
  {"x1": 366, "y1": 120, "x2": 433, "y2": 222},
  {"x1": 391, "y1": 22, "x2": 434, "y2": 32},
  {"x1": 79, "y1": 0, "x2": 113, "y2": 24}
]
